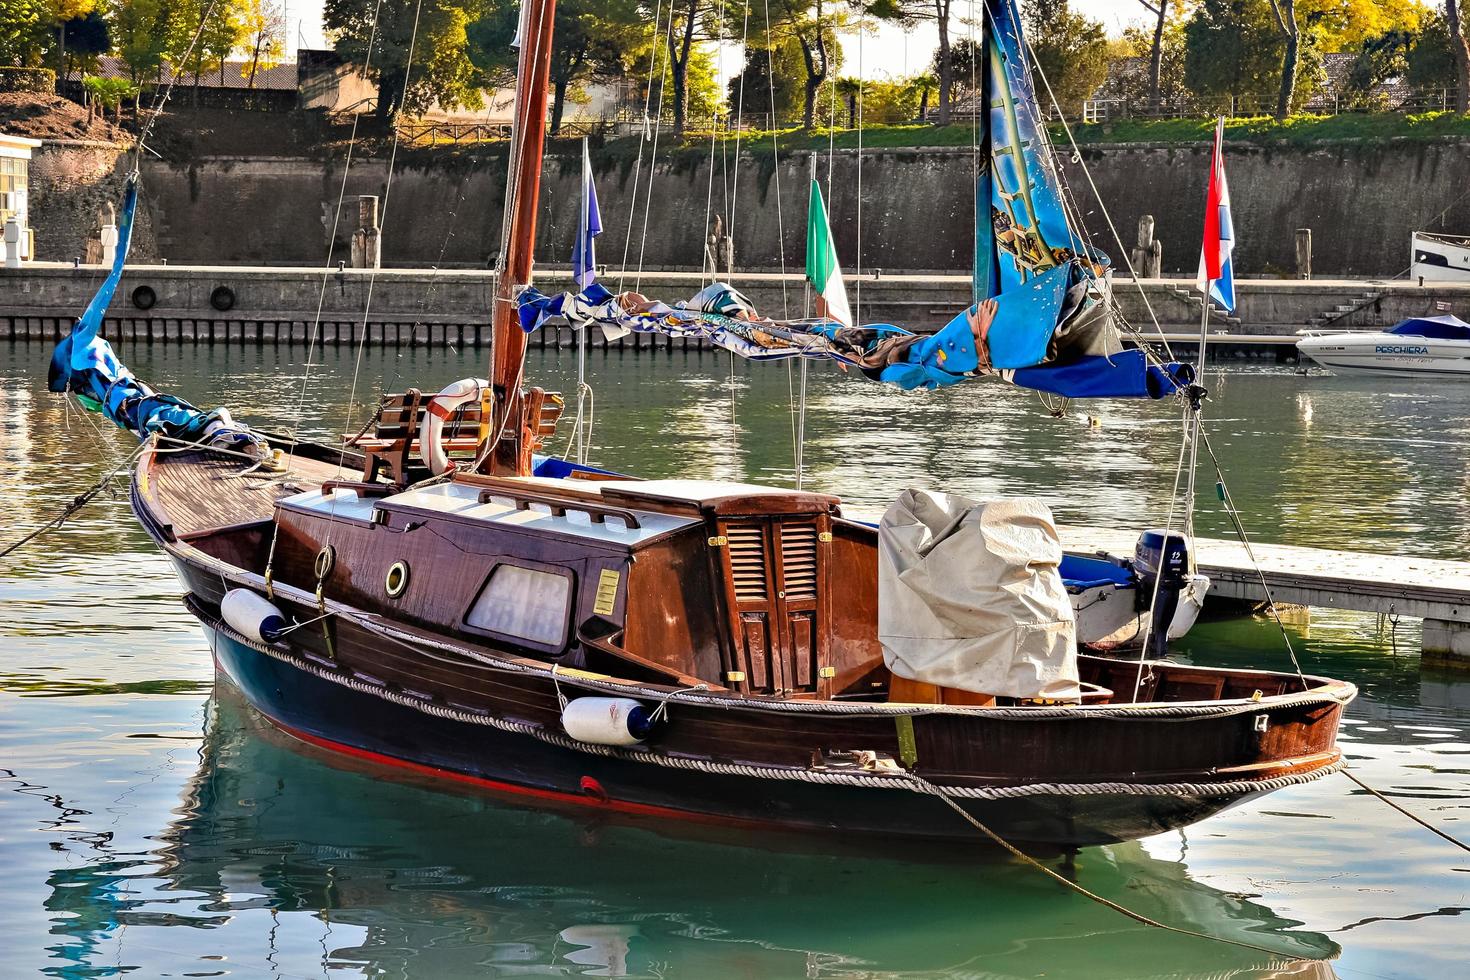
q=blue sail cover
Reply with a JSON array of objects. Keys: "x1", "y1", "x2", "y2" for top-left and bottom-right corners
[
  {"x1": 48, "y1": 176, "x2": 266, "y2": 452},
  {"x1": 515, "y1": 0, "x2": 1187, "y2": 401}
]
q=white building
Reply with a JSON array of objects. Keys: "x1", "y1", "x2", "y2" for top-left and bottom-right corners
[{"x1": 1, "y1": 132, "x2": 42, "y2": 266}]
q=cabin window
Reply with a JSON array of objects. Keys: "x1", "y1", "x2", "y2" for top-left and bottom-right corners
[{"x1": 464, "y1": 563, "x2": 571, "y2": 648}]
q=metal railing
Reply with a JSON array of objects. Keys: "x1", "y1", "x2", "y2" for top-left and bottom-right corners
[{"x1": 1081, "y1": 88, "x2": 1458, "y2": 123}]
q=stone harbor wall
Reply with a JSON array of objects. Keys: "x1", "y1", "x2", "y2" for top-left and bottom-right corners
[
  {"x1": 22, "y1": 138, "x2": 1470, "y2": 278},
  {"x1": 26, "y1": 140, "x2": 159, "y2": 263}
]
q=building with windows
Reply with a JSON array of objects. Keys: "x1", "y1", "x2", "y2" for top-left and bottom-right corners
[{"x1": 1, "y1": 132, "x2": 42, "y2": 264}]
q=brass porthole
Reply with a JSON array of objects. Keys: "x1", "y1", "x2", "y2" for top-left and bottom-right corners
[
  {"x1": 314, "y1": 546, "x2": 336, "y2": 580},
  {"x1": 385, "y1": 561, "x2": 411, "y2": 598}
]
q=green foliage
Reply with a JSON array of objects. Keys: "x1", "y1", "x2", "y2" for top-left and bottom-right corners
[
  {"x1": 1023, "y1": 0, "x2": 1112, "y2": 115},
  {"x1": 1184, "y1": 0, "x2": 1287, "y2": 100},
  {"x1": 1066, "y1": 110, "x2": 1470, "y2": 145},
  {"x1": 0, "y1": 66, "x2": 56, "y2": 92},
  {"x1": 326, "y1": 0, "x2": 492, "y2": 120},
  {"x1": 0, "y1": 1, "x2": 49, "y2": 68},
  {"x1": 111, "y1": 0, "x2": 183, "y2": 82},
  {"x1": 469, "y1": 0, "x2": 646, "y2": 133},
  {"x1": 1406, "y1": 9, "x2": 1463, "y2": 90},
  {"x1": 82, "y1": 74, "x2": 139, "y2": 108},
  {"x1": 728, "y1": 35, "x2": 806, "y2": 126}
]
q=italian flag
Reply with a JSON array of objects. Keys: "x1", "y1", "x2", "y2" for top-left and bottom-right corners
[{"x1": 806, "y1": 179, "x2": 852, "y2": 326}]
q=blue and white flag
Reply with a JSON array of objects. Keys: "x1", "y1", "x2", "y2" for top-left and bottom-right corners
[
  {"x1": 1196, "y1": 116, "x2": 1236, "y2": 313},
  {"x1": 573, "y1": 139, "x2": 602, "y2": 290}
]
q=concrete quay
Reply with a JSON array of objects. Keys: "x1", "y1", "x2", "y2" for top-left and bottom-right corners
[{"x1": 3, "y1": 263, "x2": 1468, "y2": 355}]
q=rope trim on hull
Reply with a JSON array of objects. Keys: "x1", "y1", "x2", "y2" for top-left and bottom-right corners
[{"x1": 196, "y1": 600, "x2": 1347, "y2": 803}]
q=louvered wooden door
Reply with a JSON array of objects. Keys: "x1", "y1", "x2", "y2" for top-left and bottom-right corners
[{"x1": 716, "y1": 517, "x2": 827, "y2": 695}]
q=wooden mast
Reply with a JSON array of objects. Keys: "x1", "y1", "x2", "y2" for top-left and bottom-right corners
[{"x1": 483, "y1": 0, "x2": 557, "y2": 476}]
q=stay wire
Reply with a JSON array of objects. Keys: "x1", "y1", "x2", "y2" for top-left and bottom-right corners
[
  {"x1": 1195, "y1": 424, "x2": 1310, "y2": 690},
  {"x1": 617, "y1": 0, "x2": 666, "y2": 291}
]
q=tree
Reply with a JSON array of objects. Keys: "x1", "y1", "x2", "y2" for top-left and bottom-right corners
[
  {"x1": 242, "y1": 0, "x2": 285, "y2": 88},
  {"x1": 762, "y1": 0, "x2": 845, "y2": 132},
  {"x1": 1450, "y1": 0, "x2": 1469, "y2": 111},
  {"x1": 1131, "y1": 1, "x2": 1195, "y2": 106},
  {"x1": 0, "y1": 1, "x2": 49, "y2": 68},
  {"x1": 1117, "y1": 16, "x2": 1191, "y2": 108},
  {"x1": 727, "y1": 37, "x2": 805, "y2": 126},
  {"x1": 865, "y1": 1, "x2": 957, "y2": 124},
  {"x1": 1407, "y1": 9, "x2": 1462, "y2": 97},
  {"x1": 326, "y1": 0, "x2": 491, "y2": 122},
  {"x1": 112, "y1": 0, "x2": 184, "y2": 82},
  {"x1": 470, "y1": 0, "x2": 645, "y2": 135},
  {"x1": 1184, "y1": 0, "x2": 1285, "y2": 112},
  {"x1": 59, "y1": 9, "x2": 109, "y2": 81},
  {"x1": 1263, "y1": 0, "x2": 1300, "y2": 118},
  {"x1": 930, "y1": 35, "x2": 980, "y2": 106},
  {"x1": 44, "y1": 1, "x2": 98, "y2": 86},
  {"x1": 1023, "y1": 0, "x2": 1110, "y2": 116}
]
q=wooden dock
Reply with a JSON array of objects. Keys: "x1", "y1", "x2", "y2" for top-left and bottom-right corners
[{"x1": 1060, "y1": 525, "x2": 1470, "y2": 661}]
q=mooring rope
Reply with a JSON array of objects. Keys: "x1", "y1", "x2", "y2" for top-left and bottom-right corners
[
  {"x1": 1341, "y1": 769, "x2": 1470, "y2": 853},
  {"x1": 905, "y1": 773, "x2": 1319, "y2": 960}
]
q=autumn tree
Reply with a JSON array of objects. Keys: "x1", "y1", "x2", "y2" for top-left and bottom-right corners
[
  {"x1": 326, "y1": 0, "x2": 491, "y2": 122},
  {"x1": 1131, "y1": 1, "x2": 1198, "y2": 107},
  {"x1": 112, "y1": 0, "x2": 185, "y2": 82},
  {"x1": 0, "y1": 2, "x2": 49, "y2": 67},
  {"x1": 469, "y1": 0, "x2": 646, "y2": 135},
  {"x1": 242, "y1": 0, "x2": 285, "y2": 88}
]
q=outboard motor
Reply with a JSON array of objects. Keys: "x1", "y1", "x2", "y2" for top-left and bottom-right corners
[{"x1": 1133, "y1": 529, "x2": 1193, "y2": 659}]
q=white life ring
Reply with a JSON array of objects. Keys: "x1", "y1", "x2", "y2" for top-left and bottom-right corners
[{"x1": 419, "y1": 377, "x2": 487, "y2": 475}]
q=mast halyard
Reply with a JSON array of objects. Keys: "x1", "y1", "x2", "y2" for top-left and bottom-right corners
[{"x1": 483, "y1": 0, "x2": 558, "y2": 476}]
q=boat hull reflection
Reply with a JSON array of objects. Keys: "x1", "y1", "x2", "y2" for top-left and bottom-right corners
[{"x1": 143, "y1": 684, "x2": 1341, "y2": 978}]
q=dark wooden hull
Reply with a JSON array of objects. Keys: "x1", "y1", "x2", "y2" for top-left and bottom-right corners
[
  {"x1": 205, "y1": 622, "x2": 1265, "y2": 846},
  {"x1": 132, "y1": 442, "x2": 1355, "y2": 849}
]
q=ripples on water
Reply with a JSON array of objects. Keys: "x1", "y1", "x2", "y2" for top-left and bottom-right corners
[{"x1": 2, "y1": 341, "x2": 1468, "y2": 978}]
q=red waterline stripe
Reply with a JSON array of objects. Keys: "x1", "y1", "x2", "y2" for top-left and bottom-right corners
[{"x1": 263, "y1": 712, "x2": 768, "y2": 830}]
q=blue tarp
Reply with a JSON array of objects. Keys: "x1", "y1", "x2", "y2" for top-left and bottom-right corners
[
  {"x1": 1388, "y1": 315, "x2": 1470, "y2": 341},
  {"x1": 48, "y1": 175, "x2": 266, "y2": 453}
]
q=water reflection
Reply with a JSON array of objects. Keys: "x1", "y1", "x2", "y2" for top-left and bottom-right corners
[
  {"x1": 31, "y1": 688, "x2": 1339, "y2": 979},
  {"x1": 7, "y1": 342, "x2": 1470, "y2": 978}
]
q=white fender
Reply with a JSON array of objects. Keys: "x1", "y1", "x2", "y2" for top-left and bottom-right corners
[
  {"x1": 418, "y1": 377, "x2": 487, "y2": 475},
  {"x1": 561, "y1": 697, "x2": 655, "y2": 746},
  {"x1": 221, "y1": 589, "x2": 288, "y2": 643}
]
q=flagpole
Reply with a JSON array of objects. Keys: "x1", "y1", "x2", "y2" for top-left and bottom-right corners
[
  {"x1": 1185, "y1": 281, "x2": 1211, "y2": 539},
  {"x1": 575, "y1": 137, "x2": 589, "y2": 464}
]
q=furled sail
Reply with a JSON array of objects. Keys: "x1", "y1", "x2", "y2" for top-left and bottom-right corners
[
  {"x1": 48, "y1": 174, "x2": 269, "y2": 455},
  {"x1": 517, "y1": 0, "x2": 1188, "y2": 401}
]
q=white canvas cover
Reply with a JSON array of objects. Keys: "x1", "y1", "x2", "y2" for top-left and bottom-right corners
[{"x1": 878, "y1": 489, "x2": 1080, "y2": 700}]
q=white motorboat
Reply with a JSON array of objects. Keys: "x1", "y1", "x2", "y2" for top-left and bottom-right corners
[
  {"x1": 1062, "y1": 529, "x2": 1211, "y2": 653},
  {"x1": 1412, "y1": 232, "x2": 1470, "y2": 283},
  {"x1": 1296, "y1": 315, "x2": 1470, "y2": 377}
]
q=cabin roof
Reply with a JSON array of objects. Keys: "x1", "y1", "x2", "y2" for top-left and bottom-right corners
[{"x1": 375, "y1": 483, "x2": 699, "y2": 545}]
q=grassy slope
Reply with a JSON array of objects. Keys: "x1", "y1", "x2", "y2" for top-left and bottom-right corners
[{"x1": 594, "y1": 112, "x2": 1470, "y2": 158}]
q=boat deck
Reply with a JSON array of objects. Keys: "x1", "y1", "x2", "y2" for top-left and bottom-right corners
[{"x1": 142, "y1": 448, "x2": 349, "y2": 540}]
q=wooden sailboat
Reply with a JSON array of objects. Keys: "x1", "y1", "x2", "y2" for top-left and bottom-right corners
[{"x1": 109, "y1": 0, "x2": 1362, "y2": 848}]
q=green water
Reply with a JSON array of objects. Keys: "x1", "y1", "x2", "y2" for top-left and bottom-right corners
[{"x1": 2, "y1": 339, "x2": 1468, "y2": 978}]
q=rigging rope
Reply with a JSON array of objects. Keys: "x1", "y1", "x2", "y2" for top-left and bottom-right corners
[
  {"x1": 617, "y1": 0, "x2": 667, "y2": 290},
  {"x1": 994, "y1": 1, "x2": 1177, "y2": 362}
]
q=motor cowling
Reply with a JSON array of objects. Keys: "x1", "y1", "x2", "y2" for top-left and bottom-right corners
[{"x1": 1133, "y1": 529, "x2": 1192, "y2": 659}]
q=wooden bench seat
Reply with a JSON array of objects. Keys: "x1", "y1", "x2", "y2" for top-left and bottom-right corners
[{"x1": 347, "y1": 388, "x2": 563, "y2": 486}]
